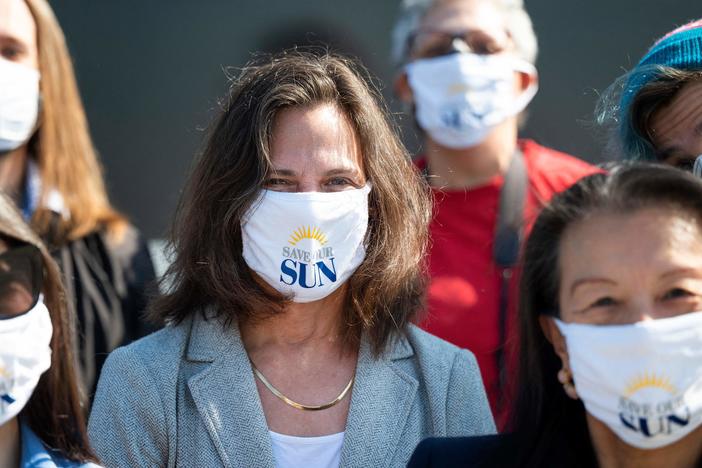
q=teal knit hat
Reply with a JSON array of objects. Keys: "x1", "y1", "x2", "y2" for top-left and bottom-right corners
[{"x1": 619, "y1": 19, "x2": 702, "y2": 160}]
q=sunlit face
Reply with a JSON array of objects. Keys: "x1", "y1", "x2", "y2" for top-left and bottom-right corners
[
  {"x1": 557, "y1": 208, "x2": 702, "y2": 325},
  {"x1": 649, "y1": 79, "x2": 702, "y2": 171},
  {"x1": 265, "y1": 103, "x2": 365, "y2": 193},
  {"x1": 0, "y1": 0, "x2": 38, "y2": 69},
  {"x1": 409, "y1": 0, "x2": 513, "y2": 61}
]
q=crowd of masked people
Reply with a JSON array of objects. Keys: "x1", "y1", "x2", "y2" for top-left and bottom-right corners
[{"x1": 0, "y1": 0, "x2": 701, "y2": 466}]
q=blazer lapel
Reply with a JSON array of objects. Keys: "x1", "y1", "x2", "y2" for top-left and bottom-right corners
[
  {"x1": 186, "y1": 314, "x2": 276, "y2": 468},
  {"x1": 339, "y1": 334, "x2": 418, "y2": 467}
]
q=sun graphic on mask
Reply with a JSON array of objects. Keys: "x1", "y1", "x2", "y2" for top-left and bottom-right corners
[
  {"x1": 624, "y1": 372, "x2": 677, "y2": 397},
  {"x1": 0, "y1": 365, "x2": 7, "y2": 378},
  {"x1": 288, "y1": 226, "x2": 328, "y2": 246}
]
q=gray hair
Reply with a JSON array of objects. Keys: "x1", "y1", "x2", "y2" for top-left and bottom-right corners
[{"x1": 391, "y1": 0, "x2": 538, "y2": 67}]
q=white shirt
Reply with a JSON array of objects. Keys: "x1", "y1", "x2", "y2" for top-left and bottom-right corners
[{"x1": 269, "y1": 430, "x2": 344, "y2": 468}]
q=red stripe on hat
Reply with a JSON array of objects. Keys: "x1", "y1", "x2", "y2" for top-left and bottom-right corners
[{"x1": 653, "y1": 19, "x2": 702, "y2": 47}]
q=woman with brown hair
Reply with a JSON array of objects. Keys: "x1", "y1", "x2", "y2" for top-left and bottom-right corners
[
  {"x1": 0, "y1": 191, "x2": 100, "y2": 467},
  {"x1": 88, "y1": 50, "x2": 495, "y2": 467},
  {"x1": 0, "y1": 0, "x2": 155, "y2": 397}
]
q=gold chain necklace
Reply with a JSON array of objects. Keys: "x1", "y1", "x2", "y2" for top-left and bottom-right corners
[{"x1": 251, "y1": 362, "x2": 354, "y2": 411}]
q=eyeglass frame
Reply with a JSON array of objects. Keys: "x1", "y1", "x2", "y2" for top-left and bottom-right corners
[
  {"x1": 405, "y1": 27, "x2": 512, "y2": 61},
  {"x1": 0, "y1": 242, "x2": 44, "y2": 320}
]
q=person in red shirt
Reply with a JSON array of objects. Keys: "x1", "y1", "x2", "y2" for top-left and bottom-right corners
[{"x1": 391, "y1": 0, "x2": 598, "y2": 428}]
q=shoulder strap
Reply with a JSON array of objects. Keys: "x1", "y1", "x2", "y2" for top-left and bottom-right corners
[
  {"x1": 493, "y1": 149, "x2": 527, "y2": 410},
  {"x1": 493, "y1": 149, "x2": 527, "y2": 268}
]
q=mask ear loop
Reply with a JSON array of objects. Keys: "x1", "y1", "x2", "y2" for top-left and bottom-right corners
[
  {"x1": 693, "y1": 154, "x2": 702, "y2": 178},
  {"x1": 510, "y1": 59, "x2": 539, "y2": 116}
]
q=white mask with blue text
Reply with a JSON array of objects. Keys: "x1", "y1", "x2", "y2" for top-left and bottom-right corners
[
  {"x1": 0, "y1": 298, "x2": 53, "y2": 426},
  {"x1": 241, "y1": 185, "x2": 370, "y2": 303},
  {"x1": 405, "y1": 52, "x2": 537, "y2": 149},
  {"x1": 555, "y1": 312, "x2": 702, "y2": 450}
]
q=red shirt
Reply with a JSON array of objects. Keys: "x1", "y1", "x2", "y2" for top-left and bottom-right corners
[{"x1": 418, "y1": 140, "x2": 598, "y2": 428}]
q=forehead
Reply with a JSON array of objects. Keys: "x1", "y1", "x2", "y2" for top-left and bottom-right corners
[
  {"x1": 0, "y1": 0, "x2": 36, "y2": 44},
  {"x1": 650, "y1": 79, "x2": 702, "y2": 147},
  {"x1": 420, "y1": 0, "x2": 507, "y2": 34},
  {"x1": 559, "y1": 208, "x2": 702, "y2": 283},
  {"x1": 269, "y1": 103, "x2": 363, "y2": 172}
]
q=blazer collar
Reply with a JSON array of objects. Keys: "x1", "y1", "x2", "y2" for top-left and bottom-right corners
[
  {"x1": 185, "y1": 312, "x2": 418, "y2": 468},
  {"x1": 186, "y1": 313, "x2": 276, "y2": 468},
  {"x1": 339, "y1": 332, "x2": 418, "y2": 467}
]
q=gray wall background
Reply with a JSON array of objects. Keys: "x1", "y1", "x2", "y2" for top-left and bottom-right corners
[{"x1": 51, "y1": 1, "x2": 700, "y2": 238}]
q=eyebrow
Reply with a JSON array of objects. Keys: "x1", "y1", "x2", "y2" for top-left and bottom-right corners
[
  {"x1": 268, "y1": 167, "x2": 361, "y2": 177},
  {"x1": 656, "y1": 145, "x2": 683, "y2": 161},
  {"x1": 569, "y1": 277, "x2": 617, "y2": 296},
  {"x1": 660, "y1": 267, "x2": 702, "y2": 280}
]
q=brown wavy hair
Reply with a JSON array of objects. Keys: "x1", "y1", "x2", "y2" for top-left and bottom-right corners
[
  {"x1": 0, "y1": 191, "x2": 97, "y2": 462},
  {"x1": 25, "y1": 0, "x2": 126, "y2": 243},
  {"x1": 151, "y1": 51, "x2": 431, "y2": 353}
]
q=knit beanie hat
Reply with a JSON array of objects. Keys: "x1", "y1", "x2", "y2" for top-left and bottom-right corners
[{"x1": 619, "y1": 19, "x2": 702, "y2": 160}]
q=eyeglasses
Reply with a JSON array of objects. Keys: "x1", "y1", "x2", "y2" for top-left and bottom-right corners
[
  {"x1": 407, "y1": 28, "x2": 508, "y2": 60},
  {"x1": 0, "y1": 244, "x2": 43, "y2": 320}
]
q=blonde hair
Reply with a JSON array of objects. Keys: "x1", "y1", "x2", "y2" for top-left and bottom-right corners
[{"x1": 25, "y1": 0, "x2": 126, "y2": 242}]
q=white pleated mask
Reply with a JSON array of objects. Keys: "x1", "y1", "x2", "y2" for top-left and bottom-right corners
[
  {"x1": 406, "y1": 52, "x2": 537, "y2": 149},
  {"x1": 0, "y1": 59, "x2": 40, "y2": 153},
  {"x1": 0, "y1": 298, "x2": 53, "y2": 425},
  {"x1": 241, "y1": 185, "x2": 371, "y2": 303},
  {"x1": 555, "y1": 311, "x2": 702, "y2": 450}
]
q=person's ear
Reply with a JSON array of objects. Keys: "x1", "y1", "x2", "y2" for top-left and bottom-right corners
[
  {"x1": 517, "y1": 69, "x2": 538, "y2": 94},
  {"x1": 539, "y1": 315, "x2": 567, "y2": 362},
  {"x1": 393, "y1": 71, "x2": 414, "y2": 104},
  {"x1": 539, "y1": 315, "x2": 579, "y2": 400}
]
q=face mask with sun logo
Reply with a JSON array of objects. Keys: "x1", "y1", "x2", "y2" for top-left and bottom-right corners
[
  {"x1": 0, "y1": 297, "x2": 53, "y2": 426},
  {"x1": 241, "y1": 185, "x2": 371, "y2": 303},
  {"x1": 555, "y1": 312, "x2": 702, "y2": 449}
]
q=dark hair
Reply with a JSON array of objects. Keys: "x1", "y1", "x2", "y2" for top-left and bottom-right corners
[
  {"x1": 0, "y1": 192, "x2": 97, "y2": 462},
  {"x1": 509, "y1": 163, "x2": 702, "y2": 467},
  {"x1": 150, "y1": 50, "x2": 431, "y2": 354}
]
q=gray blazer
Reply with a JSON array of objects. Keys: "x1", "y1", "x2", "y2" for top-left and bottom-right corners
[{"x1": 88, "y1": 313, "x2": 495, "y2": 467}]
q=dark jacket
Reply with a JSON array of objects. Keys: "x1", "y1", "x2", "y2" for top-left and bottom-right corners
[
  {"x1": 48, "y1": 223, "x2": 156, "y2": 398},
  {"x1": 407, "y1": 434, "x2": 585, "y2": 468}
]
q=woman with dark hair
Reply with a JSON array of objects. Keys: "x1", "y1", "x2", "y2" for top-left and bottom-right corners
[
  {"x1": 0, "y1": 0, "x2": 155, "y2": 397},
  {"x1": 88, "y1": 50, "x2": 495, "y2": 468},
  {"x1": 597, "y1": 19, "x2": 702, "y2": 170},
  {"x1": 409, "y1": 164, "x2": 702, "y2": 467},
  {"x1": 0, "y1": 191, "x2": 100, "y2": 467}
]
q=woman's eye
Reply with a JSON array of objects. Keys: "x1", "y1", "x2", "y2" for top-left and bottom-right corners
[
  {"x1": 589, "y1": 296, "x2": 617, "y2": 308},
  {"x1": 265, "y1": 178, "x2": 289, "y2": 186},
  {"x1": 676, "y1": 159, "x2": 695, "y2": 172},
  {"x1": 1, "y1": 46, "x2": 21, "y2": 60},
  {"x1": 327, "y1": 177, "x2": 352, "y2": 186},
  {"x1": 661, "y1": 288, "x2": 692, "y2": 300}
]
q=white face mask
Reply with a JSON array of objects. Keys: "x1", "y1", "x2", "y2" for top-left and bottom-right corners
[
  {"x1": 241, "y1": 185, "x2": 371, "y2": 303},
  {"x1": 0, "y1": 298, "x2": 53, "y2": 425},
  {"x1": 0, "y1": 59, "x2": 40, "y2": 153},
  {"x1": 405, "y1": 52, "x2": 538, "y2": 149},
  {"x1": 555, "y1": 312, "x2": 702, "y2": 450}
]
